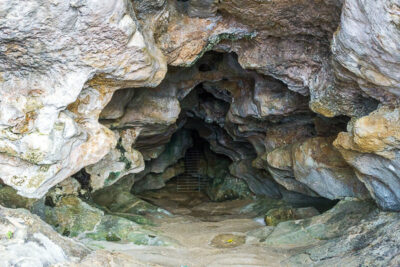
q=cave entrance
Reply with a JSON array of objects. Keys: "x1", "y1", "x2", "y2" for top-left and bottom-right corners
[{"x1": 93, "y1": 51, "x2": 345, "y2": 221}]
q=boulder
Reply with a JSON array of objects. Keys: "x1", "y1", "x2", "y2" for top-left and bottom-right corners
[
  {"x1": 0, "y1": 206, "x2": 90, "y2": 266},
  {"x1": 334, "y1": 107, "x2": 400, "y2": 211},
  {"x1": 267, "y1": 137, "x2": 369, "y2": 200},
  {"x1": 0, "y1": 0, "x2": 166, "y2": 198}
]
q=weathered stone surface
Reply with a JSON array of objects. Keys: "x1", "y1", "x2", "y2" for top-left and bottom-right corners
[
  {"x1": 292, "y1": 137, "x2": 369, "y2": 199},
  {"x1": 94, "y1": 183, "x2": 168, "y2": 220},
  {"x1": 132, "y1": 161, "x2": 184, "y2": 194},
  {"x1": 264, "y1": 206, "x2": 319, "y2": 226},
  {"x1": 86, "y1": 128, "x2": 144, "y2": 191},
  {"x1": 229, "y1": 160, "x2": 281, "y2": 198},
  {"x1": 2, "y1": 1, "x2": 400, "y2": 265},
  {"x1": 267, "y1": 137, "x2": 369, "y2": 200},
  {"x1": 99, "y1": 89, "x2": 135, "y2": 120},
  {"x1": 146, "y1": 130, "x2": 192, "y2": 174},
  {"x1": 0, "y1": 206, "x2": 90, "y2": 266},
  {"x1": 216, "y1": 0, "x2": 342, "y2": 96},
  {"x1": 155, "y1": 8, "x2": 252, "y2": 67},
  {"x1": 283, "y1": 200, "x2": 400, "y2": 267},
  {"x1": 0, "y1": 183, "x2": 38, "y2": 209},
  {"x1": 332, "y1": 0, "x2": 400, "y2": 106},
  {"x1": 334, "y1": 107, "x2": 400, "y2": 211},
  {"x1": 310, "y1": 0, "x2": 400, "y2": 118},
  {"x1": 263, "y1": 199, "x2": 375, "y2": 247},
  {"x1": 335, "y1": 106, "x2": 400, "y2": 158},
  {"x1": 33, "y1": 194, "x2": 173, "y2": 245},
  {"x1": 0, "y1": 0, "x2": 166, "y2": 198}
]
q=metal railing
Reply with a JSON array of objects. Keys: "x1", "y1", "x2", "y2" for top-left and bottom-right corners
[{"x1": 177, "y1": 149, "x2": 208, "y2": 192}]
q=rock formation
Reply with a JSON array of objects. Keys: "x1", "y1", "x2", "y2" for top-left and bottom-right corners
[
  {"x1": 0, "y1": 0, "x2": 398, "y2": 210},
  {"x1": 1, "y1": 0, "x2": 400, "y2": 265}
]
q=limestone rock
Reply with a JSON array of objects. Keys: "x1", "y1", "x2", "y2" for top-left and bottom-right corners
[
  {"x1": 229, "y1": 160, "x2": 281, "y2": 198},
  {"x1": 335, "y1": 106, "x2": 400, "y2": 158},
  {"x1": 86, "y1": 129, "x2": 144, "y2": 191},
  {"x1": 267, "y1": 137, "x2": 369, "y2": 200},
  {"x1": 93, "y1": 184, "x2": 168, "y2": 219},
  {"x1": 99, "y1": 89, "x2": 135, "y2": 120},
  {"x1": 0, "y1": 206, "x2": 90, "y2": 266},
  {"x1": 283, "y1": 201, "x2": 400, "y2": 266},
  {"x1": 0, "y1": 184, "x2": 38, "y2": 209},
  {"x1": 187, "y1": 0, "x2": 218, "y2": 18},
  {"x1": 292, "y1": 137, "x2": 369, "y2": 199},
  {"x1": 0, "y1": 0, "x2": 166, "y2": 198},
  {"x1": 263, "y1": 199, "x2": 375, "y2": 247},
  {"x1": 132, "y1": 161, "x2": 184, "y2": 194},
  {"x1": 146, "y1": 130, "x2": 193, "y2": 174},
  {"x1": 34, "y1": 195, "x2": 104, "y2": 238},
  {"x1": 332, "y1": 0, "x2": 400, "y2": 106},
  {"x1": 34, "y1": 194, "x2": 172, "y2": 245},
  {"x1": 334, "y1": 107, "x2": 400, "y2": 211}
]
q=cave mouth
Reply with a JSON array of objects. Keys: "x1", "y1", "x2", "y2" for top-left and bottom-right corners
[
  {"x1": 128, "y1": 123, "x2": 339, "y2": 221},
  {"x1": 131, "y1": 128, "x2": 256, "y2": 219},
  {"x1": 91, "y1": 51, "x2": 348, "y2": 222}
]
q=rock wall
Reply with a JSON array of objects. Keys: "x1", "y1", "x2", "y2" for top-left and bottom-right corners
[
  {"x1": 1, "y1": 0, "x2": 400, "y2": 210},
  {"x1": 0, "y1": 0, "x2": 166, "y2": 198}
]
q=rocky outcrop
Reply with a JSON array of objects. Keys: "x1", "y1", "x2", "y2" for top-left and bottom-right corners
[
  {"x1": 0, "y1": 206, "x2": 90, "y2": 266},
  {"x1": 264, "y1": 206, "x2": 320, "y2": 226},
  {"x1": 332, "y1": 0, "x2": 400, "y2": 107},
  {"x1": 206, "y1": 175, "x2": 251, "y2": 202},
  {"x1": 3, "y1": 1, "x2": 400, "y2": 266},
  {"x1": 276, "y1": 199, "x2": 400, "y2": 266},
  {"x1": 1, "y1": 0, "x2": 400, "y2": 212},
  {"x1": 0, "y1": 204, "x2": 167, "y2": 266},
  {"x1": 229, "y1": 160, "x2": 281, "y2": 198},
  {"x1": 266, "y1": 137, "x2": 369, "y2": 200},
  {"x1": 0, "y1": 0, "x2": 166, "y2": 198},
  {"x1": 334, "y1": 106, "x2": 400, "y2": 211},
  {"x1": 310, "y1": 0, "x2": 399, "y2": 118},
  {"x1": 86, "y1": 128, "x2": 144, "y2": 191}
]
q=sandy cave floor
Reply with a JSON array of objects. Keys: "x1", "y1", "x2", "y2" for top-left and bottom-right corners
[{"x1": 86, "y1": 183, "x2": 300, "y2": 267}]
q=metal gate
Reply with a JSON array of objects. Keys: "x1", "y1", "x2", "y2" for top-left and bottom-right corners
[{"x1": 177, "y1": 148, "x2": 208, "y2": 192}]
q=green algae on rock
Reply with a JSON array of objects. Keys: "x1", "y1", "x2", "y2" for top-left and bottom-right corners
[{"x1": 264, "y1": 206, "x2": 319, "y2": 226}]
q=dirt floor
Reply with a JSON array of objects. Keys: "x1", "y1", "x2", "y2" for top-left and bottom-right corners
[{"x1": 88, "y1": 183, "x2": 296, "y2": 267}]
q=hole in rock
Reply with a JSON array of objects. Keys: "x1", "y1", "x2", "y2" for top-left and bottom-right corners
[{"x1": 89, "y1": 51, "x2": 348, "y2": 223}]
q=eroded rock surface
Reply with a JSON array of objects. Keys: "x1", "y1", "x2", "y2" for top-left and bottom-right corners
[
  {"x1": 0, "y1": 206, "x2": 90, "y2": 266},
  {"x1": 266, "y1": 137, "x2": 369, "y2": 200},
  {"x1": 334, "y1": 106, "x2": 400, "y2": 211},
  {"x1": 0, "y1": 0, "x2": 166, "y2": 198},
  {"x1": 2, "y1": 0, "x2": 400, "y2": 266},
  {"x1": 1, "y1": 0, "x2": 399, "y2": 217}
]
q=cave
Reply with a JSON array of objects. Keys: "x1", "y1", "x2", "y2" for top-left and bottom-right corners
[
  {"x1": 1, "y1": 0, "x2": 400, "y2": 266},
  {"x1": 87, "y1": 52, "x2": 344, "y2": 218}
]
